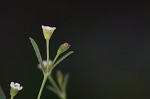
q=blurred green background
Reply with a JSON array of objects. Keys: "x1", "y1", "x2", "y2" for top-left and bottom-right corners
[{"x1": 0, "y1": 0, "x2": 150, "y2": 99}]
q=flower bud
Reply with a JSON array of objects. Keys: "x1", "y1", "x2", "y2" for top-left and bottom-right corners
[
  {"x1": 10, "y1": 82, "x2": 23, "y2": 97},
  {"x1": 37, "y1": 60, "x2": 52, "y2": 70},
  {"x1": 41, "y1": 25, "x2": 56, "y2": 40},
  {"x1": 57, "y1": 43, "x2": 70, "y2": 54}
]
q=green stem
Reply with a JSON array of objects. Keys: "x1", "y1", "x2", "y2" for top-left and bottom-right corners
[
  {"x1": 52, "y1": 53, "x2": 59, "y2": 66},
  {"x1": 48, "y1": 53, "x2": 59, "y2": 72},
  {"x1": 62, "y1": 93, "x2": 67, "y2": 99},
  {"x1": 46, "y1": 40, "x2": 49, "y2": 64},
  {"x1": 37, "y1": 75, "x2": 48, "y2": 99},
  {"x1": 11, "y1": 96, "x2": 14, "y2": 99},
  {"x1": 62, "y1": 97, "x2": 66, "y2": 99}
]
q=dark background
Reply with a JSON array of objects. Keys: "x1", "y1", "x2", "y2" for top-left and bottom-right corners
[{"x1": 0, "y1": 0, "x2": 150, "y2": 99}]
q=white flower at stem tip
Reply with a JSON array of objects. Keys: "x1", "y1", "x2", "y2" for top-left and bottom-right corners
[
  {"x1": 10, "y1": 82, "x2": 23, "y2": 97},
  {"x1": 42, "y1": 25, "x2": 56, "y2": 40},
  {"x1": 37, "y1": 60, "x2": 52, "y2": 70},
  {"x1": 10, "y1": 82, "x2": 23, "y2": 91}
]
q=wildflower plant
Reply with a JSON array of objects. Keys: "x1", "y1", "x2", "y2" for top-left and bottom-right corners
[{"x1": 0, "y1": 25, "x2": 73, "y2": 99}]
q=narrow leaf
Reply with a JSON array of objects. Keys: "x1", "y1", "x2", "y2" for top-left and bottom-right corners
[
  {"x1": 63, "y1": 74, "x2": 69, "y2": 91},
  {"x1": 47, "y1": 86, "x2": 60, "y2": 96},
  {"x1": 29, "y1": 37, "x2": 44, "y2": 69},
  {"x1": 56, "y1": 70, "x2": 63, "y2": 87},
  {"x1": 48, "y1": 75, "x2": 60, "y2": 92},
  {"x1": 0, "y1": 86, "x2": 6, "y2": 99},
  {"x1": 52, "y1": 51, "x2": 74, "y2": 69}
]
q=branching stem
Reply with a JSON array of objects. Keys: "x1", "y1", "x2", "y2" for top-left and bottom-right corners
[{"x1": 37, "y1": 75, "x2": 48, "y2": 99}]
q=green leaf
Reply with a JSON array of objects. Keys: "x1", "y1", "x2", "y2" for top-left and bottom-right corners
[
  {"x1": 29, "y1": 37, "x2": 44, "y2": 69},
  {"x1": 47, "y1": 86, "x2": 60, "y2": 97},
  {"x1": 0, "y1": 86, "x2": 6, "y2": 99},
  {"x1": 48, "y1": 75, "x2": 60, "y2": 92},
  {"x1": 63, "y1": 74, "x2": 69, "y2": 91},
  {"x1": 52, "y1": 51, "x2": 74, "y2": 70},
  {"x1": 56, "y1": 70, "x2": 63, "y2": 87}
]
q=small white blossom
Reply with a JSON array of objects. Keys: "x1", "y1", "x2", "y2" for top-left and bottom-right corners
[
  {"x1": 37, "y1": 60, "x2": 52, "y2": 70},
  {"x1": 42, "y1": 25, "x2": 56, "y2": 40},
  {"x1": 42, "y1": 25, "x2": 56, "y2": 31},
  {"x1": 10, "y1": 82, "x2": 23, "y2": 91}
]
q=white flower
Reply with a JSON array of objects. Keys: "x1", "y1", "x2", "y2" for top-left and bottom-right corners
[
  {"x1": 10, "y1": 82, "x2": 23, "y2": 91},
  {"x1": 42, "y1": 25, "x2": 56, "y2": 40},
  {"x1": 42, "y1": 25, "x2": 56, "y2": 31},
  {"x1": 10, "y1": 82, "x2": 23, "y2": 97},
  {"x1": 37, "y1": 60, "x2": 52, "y2": 70}
]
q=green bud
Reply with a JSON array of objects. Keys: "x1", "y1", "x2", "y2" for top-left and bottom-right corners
[{"x1": 57, "y1": 43, "x2": 70, "y2": 54}]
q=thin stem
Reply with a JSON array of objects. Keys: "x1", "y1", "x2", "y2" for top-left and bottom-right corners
[
  {"x1": 46, "y1": 40, "x2": 49, "y2": 64},
  {"x1": 48, "y1": 53, "x2": 59, "y2": 72},
  {"x1": 52, "y1": 53, "x2": 59, "y2": 66},
  {"x1": 11, "y1": 96, "x2": 14, "y2": 99},
  {"x1": 37, "y1": 75, "x2": 48, "y2": 99},
  {"x1": 62, "y1": 93, "x2": 67, "y2": 99},
  {"x1": 62, "y1": 96, "x2": 66, "y2": 99}
]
